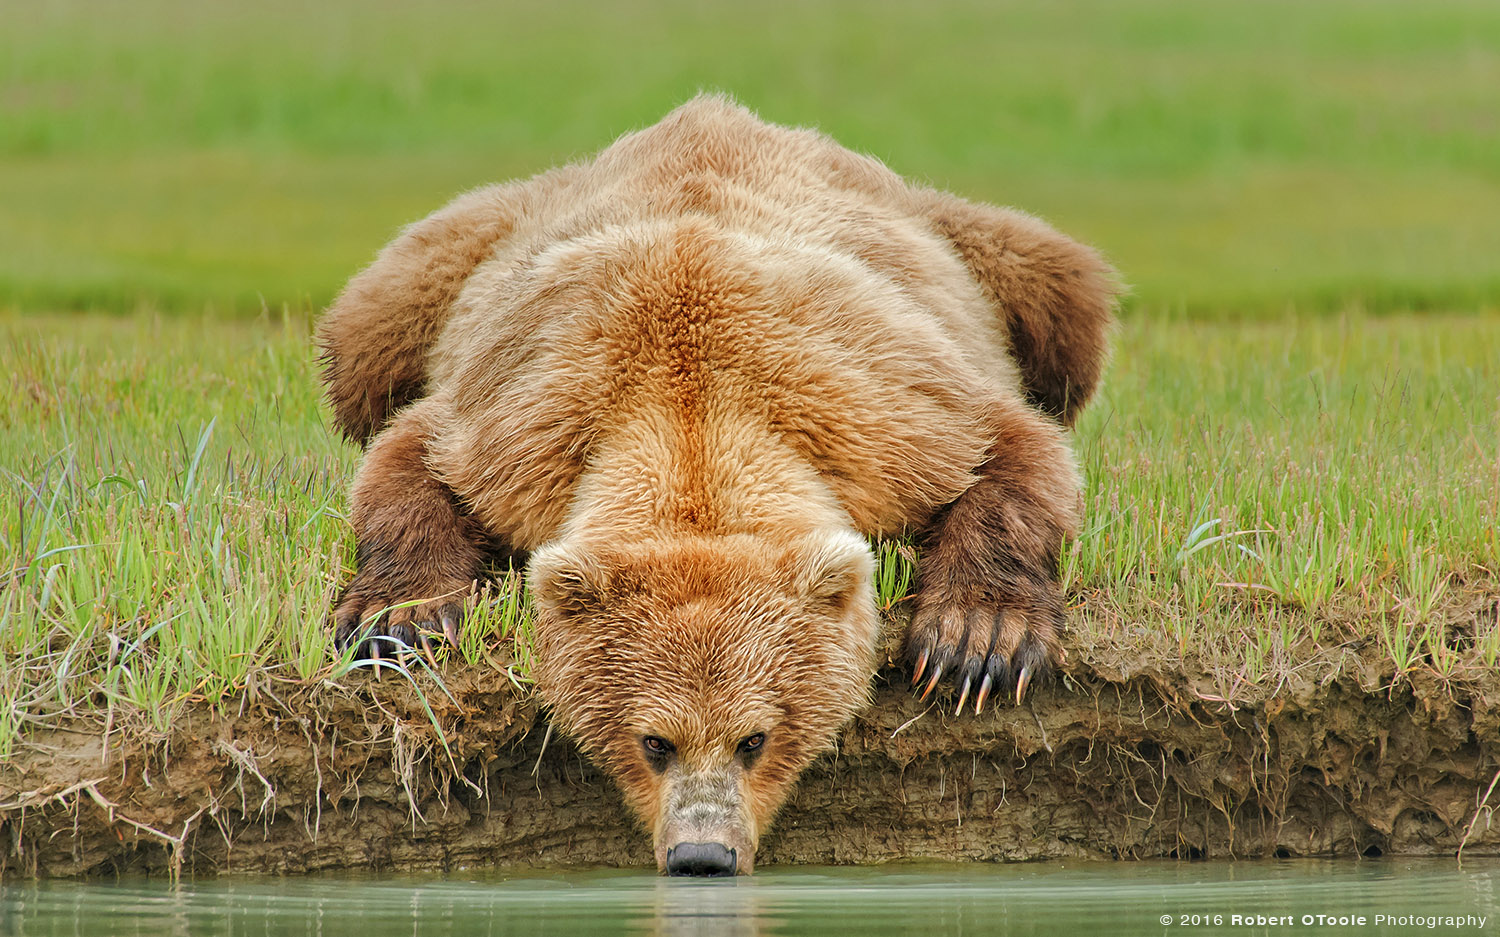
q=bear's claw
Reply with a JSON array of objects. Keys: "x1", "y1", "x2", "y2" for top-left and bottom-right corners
[
  {"x1": 954, "y1": 672, "x2": 973, "y2": 714},
  {"x1": 973, "y1": 671, "x2": 995, "y2": 713},
  {"x1": 903, "y1": 573, "x2": 1061, "y2": 714},
  {"x1": 910, "y1": 647, "x2": 931, "y2": 688},
  {"x1": 333, "y1": 591, "x2": 465, "y2": 666},
  {"x1": 1014, "y1": 664, "x2": 1033, "y2": 705}
]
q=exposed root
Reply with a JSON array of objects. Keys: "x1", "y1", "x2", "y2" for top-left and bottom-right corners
[
  {"x1": 80, "y1": 783, "x2": 202, "y2": 881},
  {"x1": 390, "y1": 720, "x2": 430, "y2": 829},
  {"x1": 1458, "y1": 766, "x2": 1500, "y2": 867},
  {"x1": 0, "y1": 778, "x2": 109, "y2": 811},
  {"x1": 214, "y1": 740, "x2": 275, "y2": 818}
]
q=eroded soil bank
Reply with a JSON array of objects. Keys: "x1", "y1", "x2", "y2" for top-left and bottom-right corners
[{"x1": 3, "y1": 636, "x2": 1498, "y2": 878}]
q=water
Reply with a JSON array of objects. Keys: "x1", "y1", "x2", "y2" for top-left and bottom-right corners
[{"x1": 2, "y1": 860, "x2": 1495, "y2": 936}]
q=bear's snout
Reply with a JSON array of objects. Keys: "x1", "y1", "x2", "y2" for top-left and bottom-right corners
[
  {"x1": 665, "y1": 842, "x2": 738, "y2": 877},
  {"x1": 655, "y1": 762, "x2": 756, "y2": 874}
]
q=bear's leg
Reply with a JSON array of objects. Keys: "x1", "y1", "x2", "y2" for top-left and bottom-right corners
[
  {"x1": 907, "y1": 398, "x2": 1081, "y2": 711},
  {"x1": 318, "y1": 166, "x2": 581, "y2": 446},
  {"x1": 318, "y1": 186, "x2": 521, "y2": 447},
  {"x1": 916, "y1": 191, "x2": 1117, "y2": 426},
  {"x1": 332, "y1": 396, "x2": 490, "y2": 661}
]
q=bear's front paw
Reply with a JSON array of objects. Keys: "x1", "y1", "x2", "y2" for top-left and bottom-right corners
[
  {"x1": 904, "y1": 572, "x2": 1062, "y2": 714},
  {"x1": 332, "y1": 580, "x2": 467, "y2": 664}
]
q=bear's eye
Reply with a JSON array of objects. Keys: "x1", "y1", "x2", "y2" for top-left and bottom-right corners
[
  {"x1": 738, "y1": 733, "x2": 765, "y2": 753},
  {"x1": 642, "y1": 735, "x2": 675, "y2": 774},
  {"x1": 642, "y1": 735, "x2": 675, "y2": 755}
]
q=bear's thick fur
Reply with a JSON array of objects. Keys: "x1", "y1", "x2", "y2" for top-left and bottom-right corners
[{"x1": 319, "y1": 96, "x2": 1117, "y2": 874}]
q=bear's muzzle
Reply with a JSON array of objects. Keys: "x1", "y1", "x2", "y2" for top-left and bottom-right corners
[{"x1": 655, "y1": 762, "x2": 756, "y2": 875}]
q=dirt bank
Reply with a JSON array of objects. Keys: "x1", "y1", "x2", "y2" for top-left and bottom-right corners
[{"x1": 3, "y1": 628, "x2": 1498, "y2": 878}]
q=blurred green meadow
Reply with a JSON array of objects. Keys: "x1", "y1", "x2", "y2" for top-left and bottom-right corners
[
  {"x1": 3, "y1": 0, "x2": 1498, "y2": 316},
  {"x1": 1, "y1": 0, "x2": 1498, "y2": 752}
]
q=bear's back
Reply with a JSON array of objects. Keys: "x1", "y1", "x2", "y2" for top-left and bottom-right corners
[
  {"x1": 442, "y1": 96, "x2": 1008, "y2": 365},
  {"x1": 428, "y1": 97, "x2": 1013, "y2": 546},
  {"x1": 565, "y1": 97, "x2": 998, "y2": 332}
]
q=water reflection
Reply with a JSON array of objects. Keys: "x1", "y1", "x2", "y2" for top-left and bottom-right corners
[
  {"x1": 648, "y1": 878, "x2": 769, "y2": 937},
  {"x1": 1, "y1": 860, "x2": 1496, "y2": 937}
]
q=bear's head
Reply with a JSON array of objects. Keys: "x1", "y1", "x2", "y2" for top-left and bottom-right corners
[{"x1": 528, "y1": 528, "x2": 879, "y2": 875}]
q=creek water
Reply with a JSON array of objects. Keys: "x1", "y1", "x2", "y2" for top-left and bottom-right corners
[{"x1": 1, "y1": 859, "x2": 1495, "y2": 936}]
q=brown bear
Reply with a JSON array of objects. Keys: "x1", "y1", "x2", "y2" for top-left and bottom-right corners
[{"x1": 319, "y1": 95, "x2": 1116, "y2": 876}]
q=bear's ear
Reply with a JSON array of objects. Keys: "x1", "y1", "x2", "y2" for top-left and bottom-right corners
[
  {"x1": 791, "y1": 529, "x2": 874, "y2": 616},
  {"x1": 529, "y1": 543, "x2": 612, "y2": 620}
]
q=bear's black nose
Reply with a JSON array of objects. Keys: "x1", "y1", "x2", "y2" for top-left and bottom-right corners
[{"x1": 665, "y1": 842, "x2": 738, "y2": 877}]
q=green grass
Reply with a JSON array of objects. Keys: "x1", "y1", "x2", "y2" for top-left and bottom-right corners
[
  {"x1": 3, "y1": 311, "x2": 1496, "y2": 755},
  {"x1": 1066, "y1": 315, "x2": 1500, "y2": 695},
  {"x1": 3, "y1": 0, "x2": 1498, "y2": 756},
  {"x1": 2, "y1": 0, "x2": 1498, "y2": 315},
  {"x1": 1, "y1": 313, "x2": 345, "y2": 752}
]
